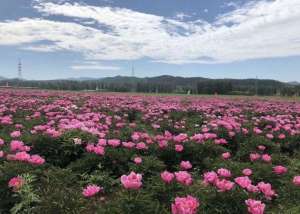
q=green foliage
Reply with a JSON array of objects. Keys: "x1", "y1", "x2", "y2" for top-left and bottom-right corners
[{"x1": 10, "y1": 174, "x2": 40, "y2": 214}]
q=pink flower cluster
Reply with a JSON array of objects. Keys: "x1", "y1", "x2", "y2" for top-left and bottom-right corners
[
  {"x1": 7, "y1": 151, "x2": 45, "y2": 165},
  {"x1": 245, "y1": 199, "x2": 265, "y2": 214},
  {"x1": 171, "y1": 195, "x2": 199, "y2": 214}
]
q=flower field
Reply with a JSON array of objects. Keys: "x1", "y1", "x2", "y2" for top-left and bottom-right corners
[{"x1": 0, "y1": 89, "x2": 300, "y2": 214}]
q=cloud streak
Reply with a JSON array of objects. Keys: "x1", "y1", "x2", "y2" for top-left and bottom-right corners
[{"x1": 0, "y1": 0, "x2": 299, "y2": 64}]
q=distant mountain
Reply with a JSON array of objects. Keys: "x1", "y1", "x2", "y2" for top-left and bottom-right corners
[
  {"x1": 67, "y1": 77, "x2": 102, "y2": 81},
  {"x1": 288, "y1": 81, "x2": 300, "y2": 86},
  {"x1": 0, "y1": 76, "x2": 6, "y2": 80},
  {"x1": 98, "y1": 75, "x2": 282, "y2": 88}
]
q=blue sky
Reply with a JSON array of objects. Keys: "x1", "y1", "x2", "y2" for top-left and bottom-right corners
[{"x1": 0, "y1": 0, "x2": 299, "y2": 81}]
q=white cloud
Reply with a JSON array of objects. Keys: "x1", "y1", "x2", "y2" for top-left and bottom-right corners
[
  {"x1": 71, "y1": 64, "x2": 120, "y2": 71},
  {"x1": 175, "y1": 12, "x2": 191, "y2": 20},
  {"x1": 225, "y1": 2, "x2": 239, "y2": 9},
  {"x1": 0, "y1": 0, "x2": 300, "y2": 64}
]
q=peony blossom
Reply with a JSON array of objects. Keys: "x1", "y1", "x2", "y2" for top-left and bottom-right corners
[
  {"x1": 246, "y1": 185, "x2": 259, "y2": 193},
  {"x1": 293, "y1": 176, "x2": 300, "y2": 186},
  {"x1": 28, "y1": 155, "x2": 45, "y2": 165},
  {"x1": 217, "y1": 168, "x2": 231, "y2": 178},
  {"x1": 257, "y1": 182, "x2": 277, "y2": 200},
  {"x1": 245, "y1": 199, "x2": 265, "y2": 214},
  {"x1": 180, "y1": 161, "x2": 192, "y2": 170},
  {"x1": 82, "y1": 185, "x2": 102, "y2": 198},
  {"x1": 10, "y1": 130, "x2": 21, "y2": 138},
  {"x1": 235, "y1": 176, "x2": 252, "y2": 189},
  {"x1": 203, "y1": 171, "x2": 218, "y2": 185},
  {"x1": 93, "y1": 146, "x2": 105, "y2": 156},
  {"x1": 215, "y1": 179, "x2": 235, "y2": 192},
  {"x1": 14, "y1": 151, "x2": 31, "y2": 162},
  {"x1": 0, "y1": 138, "x2": 4, "y2": 146},
  {"x1": 242, "y1": 169, "x2": 253, "y2": 176},
  {"x1": 257, "y1": 145, "x2": 266, "y2": 151},
  {"x1": 161, "y1": 171, "x2": 175, "y2": 184},
  {"x1": 108, "y1": 139, "x2": 121, "y2": 147},
  {"x1": 273, "y1": 165, "x2": 287, "y2": 175},
  {"x1": 175, "y1": 171, "x2": 193, "y2": 186},
  {"x1": 8, "y1": 176, "x2": 24, "y2": 191},
  {"x1": 134, "y1": 157, "x2": 142, "y2": 165},
  {"x1": 120, "y1": 171, "x2": 142, "y2": 190},
  {"x1": 222, "y1": 152, "x2": 231, "y2": 160},
  {"x1": 250, "y1": 153, "x2": 261, "y2": 162},
  {"x1": 171, "y1": 195, "x2": 199, "y2": 214},
  {"x1": 175, "y1": 144, "x2": 184, "y2": 152},
  {"x1": 261, "y1": 154, "x2": 272, "y2": 163}
]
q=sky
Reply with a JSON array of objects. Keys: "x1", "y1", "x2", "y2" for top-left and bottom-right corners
[{"x1": 0, "y1": 0, "x2": 299, "y2": 81}]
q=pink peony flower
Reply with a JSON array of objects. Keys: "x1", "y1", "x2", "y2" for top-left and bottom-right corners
[
  {"x1": 136, "y1": 142, "x2": 148, "y2": 150},
  {"x1": 180, "y1": 161, "x2": 192, "y2": 170},
  {"x1": 158, "y1": 140, "x2": 168, "y2": 149},
  {"x1": 261, "y1": 154, "x2": 272, "y2": 163},
  {"x1": 8, "y1": 176, "x2": 24, "y2": 191},
  {"x1": 222, "y1": 152, "x2": 231, "y2": 160},
  {"x1": 273, "y1": 165, "x2": 287, "y2": 175},
  {"x1": 175, "y1": 144, "x2": 184, "y2": 152},
  {"x1": 120, "y1": 171, "x2": 142, "y2": 190},
  {"x1": 93, "y1": 146, "x2": 105, "y2": 156},
  {"x1": 10, "y1": 140, "x2": 27, "y2": 152},
  {"x1": 86, "y1": 144, "x2": 95, "y2": 153},
  {"x1": 97, "y1": 139, "x2": 107, "y2": 146},
  {"x1": 234, "y1": 176, "x2": 252, "y2": 189},
  {"x1": 203, "y1": 171, "x2": 218, "y2": 185},
  {"x1": 0, "y1": 138, "x2": 4, "y2": 146},
  {"x1": 242, "y1": 169, "x2": 253, "y2": 176},
  {"x1": 217, "y1": 168, "x2": 231, "y2": 178},
  {"x1": 257, "y1": 145, "x2": 266, "y2": 151},
  {"x1": 171, "y1": 195, "x2": 199, "y2": 214},
  {"x1": 215, "y1": 179, "x2": 235, "y2": 192},
  {"x1": 257, "y1": 182, "x2": 277, "y2": 200},
  {"x1": 175, "y1": 171, "x2": 193, "y2": 186},
  {"x1": 161, "y1": 171, "x2": 175, "y2": 184},
  {"x1": 0, "y1": 150, "x2": 4, "y2": 158},
  {"x1": 10, "y1": 130, "x2": 21, "y2": 138},
  {"x1": 266, "y1": 133, "x2": 274, "y2": 140},
  {"x1": 293, "y1": 176, "x2": 300, "y2": 186},
  {"x1": 122, "y1": 141, "x2": 135, "y2": 149},
  {"x1": 14, "y1": 151, "x2": 31, "y2": 162},
  {"x1": 82, "y1": 185, "x2": 102, "y2": 198},
  {"x1": 246, "y1": 185, "x2": 259, "y2": 193},
  {"x1": 28, "y1": 155, "x2": 45, "y2": 165},
  {"x1": 108, "y1": 139, "x2": 121, "y2": 147},
  {"x1": 245, "y1": 199, "x2": 265, "y2": 214},
  {"x1": 253, "y1": 127, "x2": 262, "y2": 135},
  {"x1": 134, "y1": 157, "x2": 142, "y2": 165},
  {"x1": 250, "y1": 153, "x2": 261, "y2": 162},
  {"x1": 278, "y1": 133, "x2": 286, "y2": 140}
]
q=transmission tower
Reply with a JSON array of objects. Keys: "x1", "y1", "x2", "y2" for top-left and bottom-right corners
[
  {"x1": 18, "y1": 58, "x2": 23, "y2": 79},
  {"x1": 131, "y1": 64, "x2": 135, "y2": 77}
]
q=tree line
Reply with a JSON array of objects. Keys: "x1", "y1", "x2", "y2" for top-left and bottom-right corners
[{"x1": 0, "y1": 76, "x2": 299, "y2": 96}]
